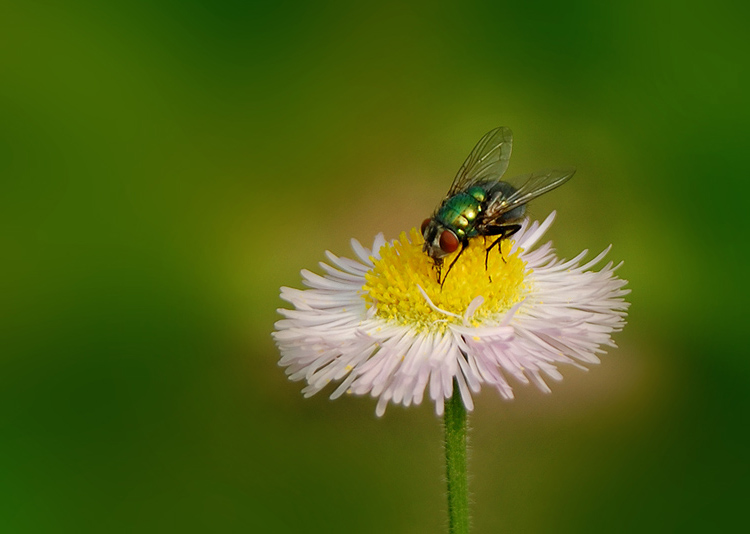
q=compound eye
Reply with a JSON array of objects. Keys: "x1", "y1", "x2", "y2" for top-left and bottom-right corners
[
  {"x1": 421, "y1": 218, "x2": 431, "y2": 235},
  {"x1": 439, "y1": 230, "x2": 459, "y2": 253}
]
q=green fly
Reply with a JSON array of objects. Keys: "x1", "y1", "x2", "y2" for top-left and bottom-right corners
[{"x1": 421, "y1": 126, "x2": 575, "y2": 284}]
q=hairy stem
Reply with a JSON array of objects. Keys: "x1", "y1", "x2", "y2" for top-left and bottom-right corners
[{"x1": 444, "y1": 385, "x2": 469, "y2": 533}]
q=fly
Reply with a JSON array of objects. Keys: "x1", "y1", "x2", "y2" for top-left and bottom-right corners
[{"x1": 421, "y1": 127, "x2": 575, "y2": 284}]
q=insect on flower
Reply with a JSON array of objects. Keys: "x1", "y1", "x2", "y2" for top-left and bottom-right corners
[{"x1": 421, "y1": 127, "x2": 575, "y2": 283}]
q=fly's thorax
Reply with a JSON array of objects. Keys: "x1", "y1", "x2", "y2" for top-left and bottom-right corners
[
  {"x1": 466, "y1": 185, "x2": 489, "y2": 202},
  {"x1": 435, "y1": 191, "x2": 485, "y2": 239}
]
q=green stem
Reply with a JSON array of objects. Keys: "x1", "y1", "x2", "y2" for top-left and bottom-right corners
[{"x1": 444, "y1": 384, "x2": 469, "y2": 534}]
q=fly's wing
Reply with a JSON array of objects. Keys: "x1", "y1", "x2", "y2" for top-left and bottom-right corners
[
  {"x1": 484, "y1": 168, "x2": 575, "y2": 220},
  {"x1": 446, "y1": 127, "x2": 513, "y2": 197}
]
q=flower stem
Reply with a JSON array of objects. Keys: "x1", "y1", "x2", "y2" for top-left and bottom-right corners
[{"x1": 444, "y1": 385, "x2": 469, "y2": 533}]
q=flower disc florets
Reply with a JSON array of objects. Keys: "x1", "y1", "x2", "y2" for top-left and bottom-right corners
[{"x1": 363, "y1": 229, "x2": 527, "y2": 332}]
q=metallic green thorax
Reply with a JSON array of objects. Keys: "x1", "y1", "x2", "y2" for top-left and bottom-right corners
[{"x1": 435, "y1": 185, "x2": 488, "y2": 240}]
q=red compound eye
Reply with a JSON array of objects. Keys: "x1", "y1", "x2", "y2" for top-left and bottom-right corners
[
  {"x1": 421, "y1": 218, "x2": 431, "y2": 235},
  {"x1": 439, "y1": 230, "x2": 459, "y2": 253}
]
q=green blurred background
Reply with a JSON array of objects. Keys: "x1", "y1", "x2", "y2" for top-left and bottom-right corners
[{"x1": 2, "y1": 1, "x2": 748, "y2": 532}]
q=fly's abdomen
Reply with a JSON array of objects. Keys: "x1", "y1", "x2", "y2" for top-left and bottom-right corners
[{"x1": 489, "y1": 181, "x2": 526, "y2": 223}]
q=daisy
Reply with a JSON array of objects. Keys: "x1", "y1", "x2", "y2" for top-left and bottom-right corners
[{"x1": 273, "y1": 211, "x2": 629, "y2": 417}]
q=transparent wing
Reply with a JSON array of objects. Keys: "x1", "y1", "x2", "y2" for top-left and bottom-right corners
[
  {"x1": 447, "y1": 127, "x2": 513, "y2": 196},
  {"x1": 484, "y1": 168, "x2": 575, "y2": 220}
]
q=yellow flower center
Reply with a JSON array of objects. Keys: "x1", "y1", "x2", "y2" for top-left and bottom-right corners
[{"x1": 363, "y1": 228, "x2": 529, "y2": 333}]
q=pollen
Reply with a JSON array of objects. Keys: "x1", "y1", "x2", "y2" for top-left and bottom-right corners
[{"x1": 362, "y1": 228, "x2": 529, "y2": 333}]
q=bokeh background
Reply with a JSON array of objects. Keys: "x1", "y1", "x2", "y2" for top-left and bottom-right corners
[{"x1": 2, "y1": 1, "x2": 748, "y2": 532}]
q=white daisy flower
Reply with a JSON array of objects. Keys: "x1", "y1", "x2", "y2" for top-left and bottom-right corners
[{"x1": 273, "y1": 212, "x2": 629, "y2": 417}]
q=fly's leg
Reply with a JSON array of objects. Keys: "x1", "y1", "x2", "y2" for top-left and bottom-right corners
[
  {"x1": 483, "y1": 224, "x2": 521, "y2": 281},
  {"x1": 440, "y1": 243, "x2": 467, "y2": 289}
]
